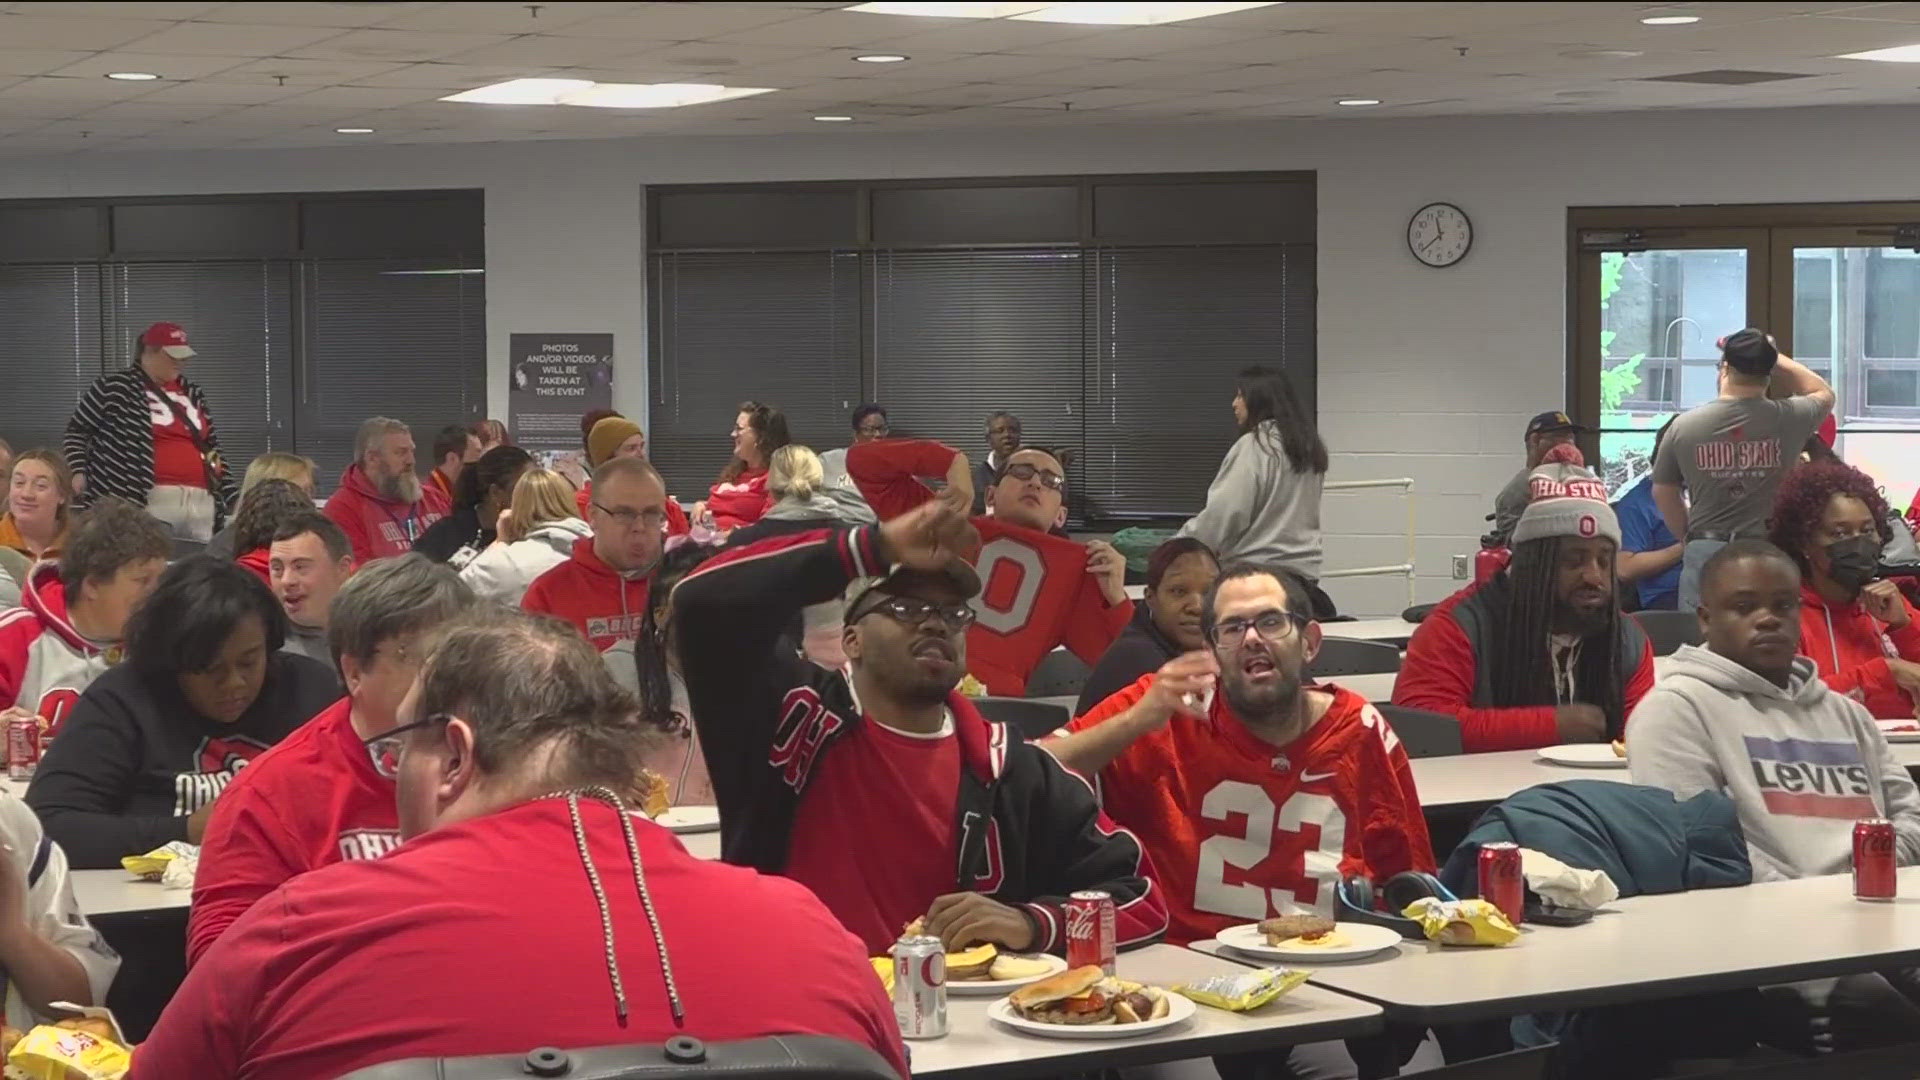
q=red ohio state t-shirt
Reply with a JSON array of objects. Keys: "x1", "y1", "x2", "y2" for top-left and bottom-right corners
[{"x1": 148, "y1": 379, "x2": 209, "y2": 488}]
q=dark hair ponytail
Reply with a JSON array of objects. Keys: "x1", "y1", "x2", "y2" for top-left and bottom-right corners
[
  {"x1": 1235, "y1": 366, "x2": 1328, "y2": 475},
  {"x1": 457, "y1": 446, "x2": 533, "y2": 511},
  {"x1": 634, "y1": 538, "x2": 723, "y2": 733}
]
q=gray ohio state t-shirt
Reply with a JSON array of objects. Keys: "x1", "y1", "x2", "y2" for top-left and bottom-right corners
[{"x1": 1652, "y1": 394, "x2": 1830, "y2": 538}]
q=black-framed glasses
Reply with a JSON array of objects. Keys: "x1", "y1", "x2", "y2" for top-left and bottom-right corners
[
  {"x1": 999, "y1": 462, "x2": 1065, "y2": 491},
  {"x1": 594, "y1": 502, "x2": 669, "y2": 532},
  {"x1": 854, "y1": 595, "x2": 978, "y2": 631},
  {"x1": 363, "y1": 714, "x2": 451, "y2": 779},
  {"x1": 856, "y1": 422, "x2": 890, "y2": 437},
  {"x1": 1209, "y1": 610, "x2": 1307, "y2": 649}
]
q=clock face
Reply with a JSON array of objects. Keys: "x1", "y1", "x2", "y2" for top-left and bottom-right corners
[{"x1": 1407, "y1": 202, "x2": 1472, "y2": 267}]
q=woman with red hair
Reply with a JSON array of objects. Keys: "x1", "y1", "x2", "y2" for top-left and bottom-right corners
[{"x1": 1767, "y1": 460, "x2": 1920, "y2": 719}]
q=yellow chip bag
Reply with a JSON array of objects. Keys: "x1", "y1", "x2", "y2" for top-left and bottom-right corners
[
  {"x1": 8, "y1": 1024, "x2": 131, "y2": 1080},
  {"x1": 1401, "y1": 897, "x2": 1519, "y2": 947},
  {"x1": 119, "y1": 847, "x2": 177, "y2": 881},
  {"x1": 1174, "y1": 966, "x2": 1310, "y2": 1012},
  {"x1": 870, "y1": 956, "x2": 895, "y2": 995}
]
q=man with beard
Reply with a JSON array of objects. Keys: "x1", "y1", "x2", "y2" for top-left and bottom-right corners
[
  {"x1": 1395, "y1": 462, "x2": 1655, "y2": 752},
  {"x1": 523, "y1": 457, "x2": 668, "y2": 651},
  {"x1": 1051, "y1": 564, "x2": 1433, "y2": 945},
  {"x1": 325, "y1": 417, "x2": 449, "y2": 562},
  {"x1": 673, "y1": 500, "x2": 1167, "y2": 956},
  {"x1": 848, "y1": 437, "x2": 1131, "y2": 696}
]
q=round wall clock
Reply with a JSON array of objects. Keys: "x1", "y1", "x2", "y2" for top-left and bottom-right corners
[{"x1": 1407, "y1": 202, "x2": 1472, "y2": 267}]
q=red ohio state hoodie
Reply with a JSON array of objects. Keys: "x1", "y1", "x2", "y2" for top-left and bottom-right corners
[
  {"x1": 323, "y1": 465, "x2": 450, "y2": 563},
  {"x1": 0, "y1": 561, "x2": 117, "y2": 735},
  {"x1": 1799, "y1": 583, "x2": 1920, "y2": 721},
  {"x1": 521, "y1": 537, "x2": 651, "y2": 651}
]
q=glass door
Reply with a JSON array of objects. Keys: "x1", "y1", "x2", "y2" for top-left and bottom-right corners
[
  {"x1": 1773, "y1": 228, "x2": 1920, "y2": 514},
  {"x1": 1573, "y1": 228, "x2": 1768, "y2": 497}
]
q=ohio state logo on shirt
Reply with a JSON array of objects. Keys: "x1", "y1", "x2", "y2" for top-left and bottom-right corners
[
  {"x1": 33, "y1": 688, "x2": 80, "y2": 741},
  {"x1": 970, "y1": 537, "x2": 1046, "y2": 634},
  {"x1": 172, "y1": 734, "x2": 272, "y2": 815},
  {"x1": 585, "y1": 614, "x2": 643, "y2": 642},
  {"x1": 337, "y1": 828, "x2": 402, "y2": 861},
  {"x1": 769, "y1": 686, "x2": 845, "y2": 791}
]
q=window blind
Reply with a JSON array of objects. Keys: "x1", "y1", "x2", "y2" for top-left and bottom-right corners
[
  {"x1": 1084, "y1": 244, "x2": 1317, "y2": 518},
  {"x1": 299, "y1": 261, "x2": 486, "y2": 491},
  {"x1": 103, "y1": 261, "x2": 294, "y2": 477},
  {"x1": 648, "y1": 250, "x2": 861, "y2": 500},
  {"x1": 869, "y1": 248, "x2": 1086, "y2": 473},
  {"x1": 0, "y1": 264, "x2": 102, "y2": 456}
]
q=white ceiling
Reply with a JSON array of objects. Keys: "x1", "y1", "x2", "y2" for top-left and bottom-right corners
[{"x1": 7, "y1": 1, "x2": 1920, "y2": 155}]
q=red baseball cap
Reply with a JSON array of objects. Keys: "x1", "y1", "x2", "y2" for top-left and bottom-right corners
[{"x1": 141, "y1": 322, "x2": 195, "y2": 360}]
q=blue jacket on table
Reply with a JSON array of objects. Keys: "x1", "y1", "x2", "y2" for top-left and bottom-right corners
[{"x1": 1440, "y1": 779, "x2": 1750, "y2": 899}]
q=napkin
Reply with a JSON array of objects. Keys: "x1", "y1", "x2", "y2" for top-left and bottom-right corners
[{"x1": 1519, "y1": 847, "x2": 1617, "y2": 910}]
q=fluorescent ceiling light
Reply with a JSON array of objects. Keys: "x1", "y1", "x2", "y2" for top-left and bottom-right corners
[
  {"x1": 813, "y1": 114, "x2": 855, "y2": 122},
  {"x1": 854, "y1": 53, "x2": 910, "y2": 63},
  {"x1": 379, "y1": 268, "x2": 485, "y2": 276},
  {"x1": 562, "y1": 83, "x2": 772, "y2": 108},
  {"x1": 105, "y1": 71, "x2": 160, "y2": 81},
  {"x1": 1639, "y1": 14, "x2": 1700, "y2": 25},
  {"x1": 847, "y1": 3, "x2": 1052, "y2": 16},
  {"x1": 442, "y1": 78, "x2": 593, "y2": 104},
  {"x1": 846, "y1": 1, "x2": 1278, "y2": 20},
  {"x1": 441, "y1": 78, "x2": 771, "y2": 109},
  {"x1": 1010, "y1": 2, "x2": 1278, "y2": 24},
  {"x1": 1837, "y1": 43, "x2": 1920, "y2": 62},
  {"x1": 1337, "y1": 98, "x2": 1379, "y2": 106},
  {"x1": 335, "y1": 127, "x2": 374, "y2": 133}
]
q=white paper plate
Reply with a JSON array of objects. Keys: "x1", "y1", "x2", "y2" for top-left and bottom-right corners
[
  {"x1": 653, "y1": 805, "x2": 720, "y2": 834},
  {"x1": 1216, "y1": 921, "x2": 1404, "y2": 962},
  {"x1": 946, "y1": 953, "x2": 1068, "y2": 996},
  {"x1": 1537, "y1": 743, "x2": 1628, "y2": 769},
  {"x1": 986, "y1": 988, "x2": 1195, "y2": 1039},
  {"x1": 1877, "y1": 720, "x2": 1920, "y2": 743},
  {"x1": 1886, "y1": 731, "x2": 1920, "y2": 744}
]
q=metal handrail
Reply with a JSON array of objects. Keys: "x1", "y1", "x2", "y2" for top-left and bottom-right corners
[{"x1": 1322, "y1": 477, "x2": 1417, "y2": 608}]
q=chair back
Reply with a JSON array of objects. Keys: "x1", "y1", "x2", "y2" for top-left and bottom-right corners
[
  {"x1": 335, "y1": 1036, "x2": 900, "y2": 1080},
  {"x1": 1372, "y1": 703, "x2": 1463, "y2": 759},
  {"x1": 1025, "y1": 649, "x2": 1090, "y2": 697},
  {"x1": 1409, "y1": 1045, "x2": 1550, "y2": 1080},
  {"x1": 973, "y1": 696, "x2": 1068, "y2": 740},
  {"x1": 1310, "y1": 637, "x2": 1402, "y2": 677},
  {"x1": 1401, "y1": 602, "x2": 1436, "y2": 624},
  {"x1": 170, "y1": 537, "x2": 208, "y2": 561},
  {"x1": 1634, "y1": 609, "x2": 1702, "y2": 656}
]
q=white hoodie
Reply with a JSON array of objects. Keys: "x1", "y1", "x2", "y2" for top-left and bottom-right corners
[
  {"x1": 458, "y1": 517, "x2": 593, "y2": 606},
  {"x1": 1628, "y1": 643, "x2": 1920, "y2": 882}
]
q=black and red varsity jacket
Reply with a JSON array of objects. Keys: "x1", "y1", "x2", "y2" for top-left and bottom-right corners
[{"x1": 673, "y1": 525, "x2": 1167, "y2": 955}]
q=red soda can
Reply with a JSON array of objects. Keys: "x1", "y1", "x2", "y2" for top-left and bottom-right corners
[
  {"x1": 5, "y1": 715, "x2": 38, "y2": 782},
  {"x1": 1478, "y1": 841, "x2": 1525, "y2": 925},
  {"x1": 1854, "y1": 818, "x2": 1897, "y2": 901},
  {"x1": 1065, "y1": 890, "x2": 1116, "y2": 975}
]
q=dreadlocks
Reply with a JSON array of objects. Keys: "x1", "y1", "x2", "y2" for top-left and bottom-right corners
[
  {"x1": 1487, "y1": 535, "x2": 1628, "y2": 737},
  {"x1": 633, "y1": 536, "x2": 723, "y2": 736}
]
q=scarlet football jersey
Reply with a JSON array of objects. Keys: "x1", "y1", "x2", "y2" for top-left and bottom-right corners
[
  {"x1": 1068, "y1": 678, "x2": 1435, "y2": 945},
  {"x1": 847, "y1": 439, "x2": 1132, "y2": 695}
]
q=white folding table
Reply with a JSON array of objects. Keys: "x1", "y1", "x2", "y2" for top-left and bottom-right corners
[
  {"x1": 910, "y1": 943, "x2": 1382, "y2": 1079},
  {"x1": 1196, "y1": 867, "x2": 1920, "y2": 1024},
  {"x1": 1323, "y1": 619, "x2": 1421, "y2": 646},
  {"x1": 72, "y1": 871, "x2": 191, "y2": 917}
]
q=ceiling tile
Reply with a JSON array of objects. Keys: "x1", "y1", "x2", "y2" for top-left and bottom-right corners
[
  {"x1": 0, "y1": 13, "x2": 175, "y2": 50},
  {"x1": 435, "y1": 33, "x2": 678, "y2": 67},
  {"x1": 203, "y1": 57, "x2": 410, "y2": 85},
  {"x1": 130, "y1": 78, "x2": 313, "y2": 104},
  {"x1": 1012, "y1": 57, "x2": 1237, "y2": 88},
  {"x1": 374, "y1": 2, "x2": 638, "y2": 33},
  {"x1": 9, "y1": 1, "x2": 225, "y2": 16},
  {"x1": 1001, "y1": 86, "x2": 1190, "y2": 110},
  {"x1": 117, "y1": 19, "x2": 354, "y2": 55},
  {"x1": 280, "y1": 28, "x2": 516, "y2": 63},
  {"x1": 0, "y1": 73, "x2": 163, "y2": 102},
  {"x1": 703, "y1": 9, "x2": 959, "y2": 47},
  {"x1": 550, "y1": 2, "x2": 816, "y2": 40},
  {"x1": 275, "y1": 84, "x2": 447, "y2": 109},
  {"x1": 49, "y1": 51, "x2": 257, "y2": 80},
  {"x1": 342, "y1": 62, "x2": 537, "y2": 89},
  {"x1": 860, "y1": 19, "x2": 1107, "y2": 53},
  {"x1": 878, "y1": 52, "x2": 1086, "y2": 80},
  {"x1": 190, "y1": 2, "x2": 444, "y2": 29},
  {"x1": 0, "y1": 48, "x2": 89, "y2": 76}
]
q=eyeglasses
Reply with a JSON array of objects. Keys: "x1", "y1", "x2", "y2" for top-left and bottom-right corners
[
  {"x1": 857, "y1": 423, "x2": 890, "y2": 436},
  {"x1": 594, "y1": 502, "x2": 669, "y2": 532},
  {"x1": 855, "y1": 595, "x2": 978, "y2": 631},
  {"x1": 1209, "y1": 610, "x2": 1307, "y2": 648},
  {"x1": 1000, "y1": 462, "x2": 1065, "y2": 491},
  {"x1": 363, "y1": 713, "x2": 451, "y2": 780}
]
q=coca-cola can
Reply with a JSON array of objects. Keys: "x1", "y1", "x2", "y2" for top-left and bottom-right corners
[
  {"x1": 5, "y1": 715, "x2": 38, "y2": 782},
  {"x1": 890, "y1": 934, "x2": 947, "y2": 1039},
  {"x1": 1478, "y1": 841, "x2": 1525, "y2": 925},
  {"x1": 1065, "y1": 890, "x2": 1116, "y2": 975},
  {"x1": 1854, "y1": 818, "x2": 1897, "y2": 901}
]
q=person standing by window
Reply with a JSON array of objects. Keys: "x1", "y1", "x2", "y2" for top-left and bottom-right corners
[
  {"x1": 64, "y1": 322, "x2": 234, "y2": 543},
  {"x1": 1614, "y1": 419, "x2": 1684, "y2": 612},
  {"x1": 1177, "y1": 366, "x2": 1334, "y2": 619}
]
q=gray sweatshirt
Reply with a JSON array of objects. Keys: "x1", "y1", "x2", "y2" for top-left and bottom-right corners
[
  {"x1": 1177, "y1": 420, "x2": 1324, "y2": 581},
  {"x1": 279, "y1": 622, "x2": 340, "y2": 687},
  {"x1": 814, "y1": 448, "x2": 877, "y2": 526},
  {"x1": 1627, "y1": 644, "x2": 1920, "y2": 883}
]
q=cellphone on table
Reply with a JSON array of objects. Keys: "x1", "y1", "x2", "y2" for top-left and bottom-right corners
[{"x1": 1524, "y1": 902, "x2": 1596, "y2": 927}]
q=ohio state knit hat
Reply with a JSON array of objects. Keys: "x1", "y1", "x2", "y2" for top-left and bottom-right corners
[{"x1": 1512, "y1": 462, "x2": 1621, "y2": 548}]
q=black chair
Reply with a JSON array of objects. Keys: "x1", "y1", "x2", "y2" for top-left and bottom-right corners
[
  {"x1": 170, "y1": 537, "x2": 208, "y2": 561},
  {"x1": 1402, "y1": 602, "x2": 1437, "y2": 624},
  {"x1": 1025, "y1": 649, "x2": 1090, "y2": 698},
  {"x1": 1310, "y1": 637, "x2": 1402, "y2": 677},
  {"x1": 337, "y1": 1036, "x2": 901, "y2": 1080},
  {"x1": 974, "y1": 696, "x2": 1069, "y2": 740},
  {"x1": 1634, "y1": 609, "x2": 1702, "y2": 657},
  {"x1": 1373, "y1": 703, "x2": 1463, "y2": 759},
  {"x1": 1411, "y1": 1045, "x2": 1551, "y2": 1080}
]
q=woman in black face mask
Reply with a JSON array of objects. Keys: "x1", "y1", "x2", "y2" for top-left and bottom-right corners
[{"x1": 1767, "y1": 460, "x2": 1920, "y2": 720}]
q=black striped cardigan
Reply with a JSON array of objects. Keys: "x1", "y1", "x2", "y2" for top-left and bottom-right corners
[{"x1": 63, "y1": 367, "x2": 236, "y2": 526}]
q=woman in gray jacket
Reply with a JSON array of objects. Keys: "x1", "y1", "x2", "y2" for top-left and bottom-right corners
[{"x1": 1178, "y1": 365, "x2": 1335, "y2": 618}]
